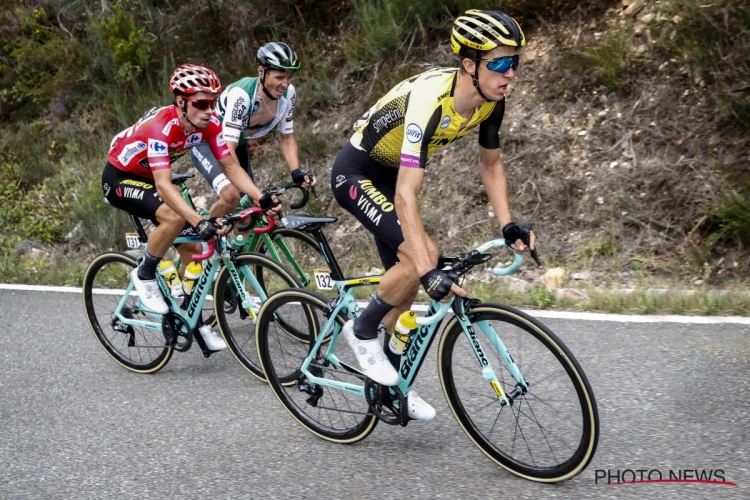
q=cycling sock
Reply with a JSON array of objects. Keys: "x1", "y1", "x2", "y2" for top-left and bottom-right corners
[
  {"x1": 137, "y1": 251, "x2": 160, "y2": 281},
  {"x1": 353, "y1": 293, "x2": 394, "y2": 340}
]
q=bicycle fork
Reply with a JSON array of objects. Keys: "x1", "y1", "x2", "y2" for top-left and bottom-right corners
[
  {"x1": 225, "y1": 260, "x2": 262, "y2": 321},
  {"x1": 453, "y1": 298, "x2": 529, "y2": 407}
]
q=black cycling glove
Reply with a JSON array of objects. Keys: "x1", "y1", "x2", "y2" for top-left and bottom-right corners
[
  {"x1": 290, "y1": 168, "x2": 313, "y2": 185},
  {"x1": 420, "y1": 269, "x2": 454, "y2": 301},
  {"x1": 193, "y1": 218, "x2": 220, "y2": 241},
  {"x1": 502, "y1": 222, "x2": 533, "y2": 246},
  {"x1": 259, "y1": 193, "x2": 279, "y2": 210}
]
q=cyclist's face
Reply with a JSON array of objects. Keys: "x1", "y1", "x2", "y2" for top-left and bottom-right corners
[
  {"x1": 181, "y1": 91, "x2": 217, "y2": 129},
  {"x1": 478, "y1": 46, "x2": 518, "y2": 100},
  {"x1": 260, "y1": 67, "x2": 294, "y2": 99}
]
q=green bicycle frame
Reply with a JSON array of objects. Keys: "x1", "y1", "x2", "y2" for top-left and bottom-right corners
[{"x1": 179, "y1": 183, "x2": 310, "y2": 286}]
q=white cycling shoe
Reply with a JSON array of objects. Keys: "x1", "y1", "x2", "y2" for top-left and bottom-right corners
[
  {"x1": 131, "y1": 268, "x2": 169, "y2": 315},
  {"x1": 198, "y1": 325, "x2": 227, "y2": 351},
  {"x1": 343, "y1": 320, "x2": 398, "y2": 386},
  {"x1": 406, "y1": 390, "x2": 436, "y2": 421}
]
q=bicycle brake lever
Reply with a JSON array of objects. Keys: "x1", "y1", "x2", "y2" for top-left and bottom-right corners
[{"x1": 530, "y1": 248, "x2": 543, "y2": 269}]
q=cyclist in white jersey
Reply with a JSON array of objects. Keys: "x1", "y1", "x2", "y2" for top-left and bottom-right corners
[{"x1": 191, "y1": 42, "x2": 315, "y2": 218}]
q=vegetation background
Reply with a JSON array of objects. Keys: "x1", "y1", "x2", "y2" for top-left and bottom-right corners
[{"x1": 1, "y1": 0, "x2": 748, "y2": 312}]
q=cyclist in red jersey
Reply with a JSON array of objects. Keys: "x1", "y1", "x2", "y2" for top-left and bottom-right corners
[{"x1": 102, "y1": 64, "x2": 278, "y2": 347}]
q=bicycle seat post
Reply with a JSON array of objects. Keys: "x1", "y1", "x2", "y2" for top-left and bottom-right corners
[{"x1": 306, "y1": 226, "x2": 345, "y2": 281}]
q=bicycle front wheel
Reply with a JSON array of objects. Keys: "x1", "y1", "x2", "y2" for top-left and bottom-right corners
[
  {"x1": 213, "y1": 252, "x2": 302, "y2": 381},
  {"x1": 256, "y1": 288, "x2": 377, "y2": 443},
  {"x1": 438, "y1": 304, "x2": 599, "y2": 482},
  {"x1": 82, "y1": 252, "x2": 173, "y2": 374}
]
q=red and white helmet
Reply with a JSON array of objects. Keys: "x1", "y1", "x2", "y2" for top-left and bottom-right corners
[{"x1": 169, "y1": 64, "x2": 222, "y2": 95}]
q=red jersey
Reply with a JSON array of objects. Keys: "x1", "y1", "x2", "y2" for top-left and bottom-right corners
[{"x1": 108, "y1": 105, "x2": 230, "y2": 179}]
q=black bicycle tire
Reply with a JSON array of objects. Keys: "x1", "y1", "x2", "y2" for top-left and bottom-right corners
[
  {"x1": 253, "y1": 227, "x2": 326, "y2": 290},
  {"x1": 213, "y1": 252, "x2": 302, "y2": 382},
  {"x1": 256, "y1": 288, "x2": 378, "y2": 443},
  {"x1": 82, "y1": 251, "x2": 173, "y2": 373}
]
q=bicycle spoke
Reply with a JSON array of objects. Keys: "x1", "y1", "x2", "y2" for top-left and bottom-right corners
[{"x1": 510, "y1": 399, "x2": 536, "y2": 466}]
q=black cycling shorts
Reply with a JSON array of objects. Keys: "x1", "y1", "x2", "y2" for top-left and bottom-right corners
[
  {"x1": 102, "y1": 162, "x2": 194, "y2": 238},
  {"x1": 190, "y1": 141, "x2": 254, "y2": 195},
  {"x1": 102, "y1": 162, "x2": 165, "y2": 224},
  {"x1": 331, "y1": 141, "x2": 403, "y2": 270}
]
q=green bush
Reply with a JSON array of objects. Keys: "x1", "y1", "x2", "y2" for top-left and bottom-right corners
[
  {"x1": 659, "y1": 0, "x2": 750, "y2": 127},
  {"x1": 702, "y1": 191, "x2": 750, "y2": 249},
  {"x1": 0, "y1": 5, "x2": 89, "y2": 120},
  {"x1": 585, "y1": 27, "x2": 634, "y2": 91},
  {"x1": 503, "y1": 0, "x2": 615, "y2": 22},
  {"x1": 0, "y1": 161, "x2": 70, "y2": 251},
  {"x1": 97, "y1": 2, "x2": 153, "y2": 84}
]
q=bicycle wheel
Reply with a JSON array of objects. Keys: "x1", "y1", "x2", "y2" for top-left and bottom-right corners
[
  {"x1": 256, "y1": 288, "x2": 377, "y2": 443},
  {"x1": 254, "y1": 228, "x2": 328, "y2": 291},
  {"x1": 82, "y1": 252, "x2": 173, "y2": 373},
  {"x1": 438, "y1": 304, "x2": 599, "y2": 482},
  {"x1": 213, "y1": 252, "x2": 302, "y2": 381}
]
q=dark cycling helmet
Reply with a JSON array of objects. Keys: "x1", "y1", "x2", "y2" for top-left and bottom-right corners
[
  {"x1": 451, "y1": 9, "x2": 526, "y2": 54},
  {"x1": 257, "y1": 42, "x2": 301, "y2": 72}
]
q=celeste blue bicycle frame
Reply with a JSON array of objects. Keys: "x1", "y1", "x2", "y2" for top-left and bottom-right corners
[
  {"x1": 112, "y1": 234, "x2": 264, "y2": 337},
  {"x1": 298, "y1": 238, "x2": 530, "y2": 404}
]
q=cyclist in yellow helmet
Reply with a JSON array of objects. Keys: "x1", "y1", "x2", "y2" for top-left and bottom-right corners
[{"x1": 329, "y1": 10, "x2": 536, "y2": 421}]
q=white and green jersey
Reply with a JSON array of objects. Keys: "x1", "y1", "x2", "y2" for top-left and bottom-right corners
[{"x1": 216, "y1": 76, "x2": 296, "y2": 145}]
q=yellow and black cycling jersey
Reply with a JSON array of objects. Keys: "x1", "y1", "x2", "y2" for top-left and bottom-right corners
[{"x1": 349, "y1": 67, "x2": 505, "y2": 172}]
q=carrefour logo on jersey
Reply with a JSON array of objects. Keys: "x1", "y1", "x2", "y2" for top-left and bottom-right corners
[
  {"x1": 147, "y1": 139, "x2": 168, "y2": 157},
  {"x1": 406, "y1": 123, "x2": 423, "y2": 143},
  {"x1": 117, "y1": 141, "x2": 147, "y2": 166},
  {"x1": 186, "y1": 133, "x2": 203, "y2": 146}
]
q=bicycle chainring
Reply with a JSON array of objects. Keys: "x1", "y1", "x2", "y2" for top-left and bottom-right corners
[
  {"x1": 364, "y1": 379, "x2": 407, "y2": 426},
  {"x1": 162, "y1": 312, "x2": 192, "y2": 352}
]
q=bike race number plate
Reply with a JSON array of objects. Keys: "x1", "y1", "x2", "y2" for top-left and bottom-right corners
[
  {"x1": 313, "y1": 269, "x2": 333, "y2": 290},
  {"x1": 125, "y1": 232, "x2": 140, "y2": 249}
]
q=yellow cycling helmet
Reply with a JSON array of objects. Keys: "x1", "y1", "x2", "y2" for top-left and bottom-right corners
[{"x1": 451, "y1": 9, "x2": 526, "y2": 53}]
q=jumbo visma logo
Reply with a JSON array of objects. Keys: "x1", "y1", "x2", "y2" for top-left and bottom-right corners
[{"x1": 356, "y1": 180, "x2": 394, "y2": 212}]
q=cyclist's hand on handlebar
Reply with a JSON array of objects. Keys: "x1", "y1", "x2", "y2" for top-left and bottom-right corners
[
  {"x1": 291, "y1": 168, "x2": 316, "y2": 190},
  {"x1": 193, "y1": 217, "x2": 223, "y2": 242},
  {"x1": 258, "y1": 193, "x2": 282, "y2": 216},
  {"x1": 502, "y1": 222, "x2": 536, "y2": 253},
  {"x1": 420, "y1": 268, "x2": 468, "y2": 303}
]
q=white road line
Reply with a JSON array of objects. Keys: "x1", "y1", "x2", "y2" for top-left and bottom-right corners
[{"x1": 3, "y1": 283, "x2": 749, "y2": 324}]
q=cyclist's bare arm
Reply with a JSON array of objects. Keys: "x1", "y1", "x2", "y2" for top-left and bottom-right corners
[
  {"x1": 223, "y1": 138, "x2": 242, "y2": 168},
  {"x1": 280, "y1": 133, "x2": 315, "y2": 189},
  {"x1": 153, "y1": 168, "x2": 203, "y2": 227},
  {"x1": 395, "y1": 167, "x2": 439, "y2": 274},
  {"x1": 280, "y1": 132, "x2": 301, "y2": 172},
  {"x1": 217, "y1": 157, "x2": 265, "y2": 203},
  {"x1": 478, "y1": 146, "x2": 534, "y2": 251}
]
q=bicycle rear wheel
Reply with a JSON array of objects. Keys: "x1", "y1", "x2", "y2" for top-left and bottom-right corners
[
  {"x1": 213, "y1": 252, "x2": 302, "y2": 381},
  {"x1": 82, "y1": 252, "x2": 173, "y2": 373},
  {"x1": 438, "y1": 304, "x2": 599, "y2": 482},
  {"x1": 256, "y1": 289, "x2": 377, "y2": 443},
  {"x1": 254, "y1": 228, "x2": 328, "y2": 291}
]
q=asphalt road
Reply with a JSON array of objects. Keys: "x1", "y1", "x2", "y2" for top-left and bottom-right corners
[{"x1": 1, "y1": 289, "x2": 748, "y2": 499}]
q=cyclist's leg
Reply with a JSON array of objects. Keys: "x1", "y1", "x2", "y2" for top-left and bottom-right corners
[
  {"x1": 190, "y1": 142, "x2": 238, "y2": 218},
  {"x1": 103, "y1": 163, "x2": 183, "y2": 313},
  {"x1": 379, "y1": 236, "x2": 439, "y2": 332},
  {"x1": 332, "y1": 167, "x2": 420, "y2": 339},
  {"x1": 330, "y1": 145, "x2": 437, "y2": 416}
]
